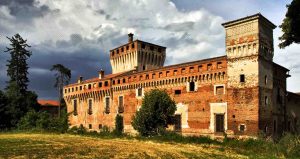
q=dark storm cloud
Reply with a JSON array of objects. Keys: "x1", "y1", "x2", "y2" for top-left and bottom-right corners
[
  {"x1": 0, "y1": 34, "x2": 112, "y2": 99},
  {"x1": 0, "y1": 0, "x2": 50, "y2": 20}
]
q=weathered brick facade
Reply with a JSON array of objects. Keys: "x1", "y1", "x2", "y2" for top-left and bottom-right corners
[{"x1": 63, "y1": 14, "x2": 293, "y2": 137}]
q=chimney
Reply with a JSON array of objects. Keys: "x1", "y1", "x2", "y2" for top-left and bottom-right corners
[
  {"x1": 77, "y1": 76, "x2": 83, "y2": 83},
  {"x1": 99, "y1": 69, "x2": 105, "y2": 79},
  {"x1": 128, "y1": 33, "x2": 134, "y2": 43}
]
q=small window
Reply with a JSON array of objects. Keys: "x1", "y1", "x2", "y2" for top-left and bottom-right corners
[
  {"x1": 158, "y1": 48, "x2": 162, "y2": 52},
  {"x1": 99, "y1": 124, "x2": 102, "y2": 129},
  {"x1": 174, "y1": 70, "x2": 178, "y2": 75},
  {"x1": 143, "y1": 65, "x2": 146, "y2": 70},
  {"x1": 117, "y1": 79, "x2": 120, "y2": 84},
  {"x1": 113, "y1": 80, "x2": 115, "y2": 85},
  {"x1": 123, "y1": 78, "x2": 126, "y2": 83},
  {"x1": 126, "y1": 45, "x2": 129, "y2": 50},
  {"x1": 118, "y1": 96, "x2": 124, "y2": 113},
  {"x1": 88, "y1": 84, "x2": 91, "y2": 89},
  {"x1": 159, "y1": 72, "x2": 163, "y2": 78},
  {"x1": 146, "y1": 74, "x2": 149, "y2": 79},
  {"x1": 137, "y1": 88, "x2": 143, "y2": 97},
  {"x1": 190, "y1": 67, "x2": 194, "y2": 73},
  {"x1": 152, "y1": 73, "x2": 156, "y2": 79},
  {"x1": 141, "y1": 44, "x2": 145, "y2": 49},
  {"x1": 166, "y1": 71, "x2": 170, "y2": 76},
  {"x1": 73, "y1": 99, "x2": 78, "y2": 116},
  {"x1": 75, "y1": 87, "x2": 78, "y2": 91},
  {"x1": 105, "y1": 97, "x2": 110, "y2": 114},
  {"x1": 239, "y1": 124, "x2": 245, "y2": 132},
  {"x1": 216, "y1": 86, "x2": 224, "y2": 95},
  {"x1": 65, "y1": 89, "x2": 67, "y2": 93},
  {"x1": 181, "y1": 68, "x2": 186, "y2": 74},
  {"x1": 189, "y1": 82, "x2": 195, "y2": 92},
  {"x1": 198, "y1": 65, "x2": 203, "y2": 72},
  {"x1": 240, "y1": 74, "x2": 245, "y2": 83},
  {"x1": 121, "y1": 47, "x2": 124, "y2": 52},
  {"x1": 88, "y1": 99, "x2": 93, "y2": 115},
  {"x1": 265, "y1": 75, "x2": 267, "y2": 85},
  {"x1": 80, "y1": 86, "x2": 82, "y2": 90},
  {"x1": 104, "y1": 81, "x2": 108, "y2": 86},
  {"x1": 175, "y1": 90, "x2": 181, "y2": 95},
  {"x1": 265, "y1": 96, "x2": 268, "y2": 106},
  {"x1": 99, "y1": 82, "x2": 102, "y2": 87},
  {"x1": 131, "y1": 43, "x2": 135, "y2": 48},
  {"x1": 139, "y1": 75, "x2": 143, "y2": 80},
  {"x1": 117, "y1": 49, "x2": 119, "y2": 53},
  {"x1": 89, "y1": 124, "x2": 92, "y2": 129},
  {"x1": 217, "y1": 62, "x2": 222, "y2": 69},
  {"x1": 72, "y1": 88, "x2": 74, "y2": 92},
  {"x1": 207, "y1": 64, "x2": 212, "y2": 71}
]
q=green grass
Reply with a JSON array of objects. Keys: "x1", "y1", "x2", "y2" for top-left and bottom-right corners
[{"x1": 0, "y1": 132, "x2": 299, "y2": 158}]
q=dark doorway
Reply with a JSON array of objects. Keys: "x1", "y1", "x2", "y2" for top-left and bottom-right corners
[
  {"x1": 215, "y1": 114, "x2": 224, "y2": 132},
  {"x1": 174, "y1": 114, "x2": 182, "y2": 131}
]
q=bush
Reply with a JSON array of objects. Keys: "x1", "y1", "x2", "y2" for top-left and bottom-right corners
[
  {"x1": 277, "y1": 133, "x2": 300, "y2": 158},
  {"x1": 114, "y1": 114, "x2": 124, "y2": 135},
  {"x1": 132, "y1": 89, "x2": 176, "y2": 136},
  {"x1": 68, "y1": 124, "x2": 87, "y2": 135},
  {"x1": 17, "y1": 110, "x2": 69, "y2": 133}
]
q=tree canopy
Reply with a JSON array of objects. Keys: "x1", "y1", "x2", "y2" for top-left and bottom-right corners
[
  {"x1": 279, "y1": 0, "x2": 300, "y2": 48},
  {"x1": 132, "y1": 89, "x2": 176, "y2": 136}
]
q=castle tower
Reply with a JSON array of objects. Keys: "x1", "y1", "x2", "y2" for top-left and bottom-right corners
[
  {"x1": 222, "y1": 14, "x2": 276, "y2": 135},
  {"x1": 110, "y1": 33, "x2": 166, "y2": 74}
]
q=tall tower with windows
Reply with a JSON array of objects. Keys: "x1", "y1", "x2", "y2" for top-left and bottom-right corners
[
  {"x1": 222, "y1": 14, "x2": 278, "y2": 135},
  {"x1": 110, "y1": 33, "x2": 166, "y2": 74}
]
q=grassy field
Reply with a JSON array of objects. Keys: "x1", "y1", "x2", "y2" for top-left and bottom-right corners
[{"x1": 0, "y1": 133, "x2": 251, "y2": 159}]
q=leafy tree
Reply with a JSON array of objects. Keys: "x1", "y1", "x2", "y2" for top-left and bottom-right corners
[
  {"x1": 50, "y1": 64, "x2": 71, "y2": 117},
  {"x1": 132, "y1": 89, "x2": 176, "y2": 136},
  {"x1": 279, "y1": 0, "x2": 300, "y2": 48},
  {"x1": 4, "y1": 34, "x2": 31, "y2": 93}
]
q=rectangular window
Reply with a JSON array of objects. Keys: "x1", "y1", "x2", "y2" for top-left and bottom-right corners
[
  {"x1": 190, "y1": 67, "x2": 194, "y2": 73},
  {"x1": 216, "y1": 86, "x2": 224, "y2": 95},
  {"x1": 159, "y1": 72, "x2": 163, "y2": 78},
  {"x1": 198, "y1": 65, "x2": 203, "y2": 72},
  {"x1": 189, "y1": 82, "x2": 195, "y2": 92},
  {"x1": 89, "y1": 124, "x2": 92, "y2": 129},
  {"x1": 152, "y1": 73, "x2": 156, "y2": 79},
  {"x1": 240, "y1": 74, "x2": 245, "y2": 83},
  {"x1": 207, "y1": 64, "x2": 212, "y2": 71},
  {"x1": 174, "y1": 70, "x2": 178, "y2": 75},
  {"x1": 175, "y1": 90, "x2": 181, "y2": 95},
  {"x1": 99, "y1": 124, "x2": 102, "y2": 129},
  {"x1": 99, "y1": 82, "x2": 102, "y2": 87},
  {"x1": 239, "y1": 124, "x2": 245, "y2": 132},
  {"x1": 80, "y1": 86, "x2": 82, "y2": 90},
  {"x1": 137, "y1": 88, "x2": 143, "y2": 97},
  {"x1": 166, "y1": 71, "x2": 170, "y2": 76},
  {"x1": 131, "y1": 43, "x2": 135, "y2": 48},
  {"x1": 73, "y1": 99, "x2": 78, "y2": 116},
  {"x1": 88, "y1": 99, "x2": 92, "y2": 115},
  {"x1": 141, "y1": 44, "x2": 145, "y2": 49},
  {"x1": 146, "y1": 74, "x2": 149, "y2": 79},
  {"x1": 105, "y1": 97, "x2": 110, "y2": 114},
  {"x1": 104, "y1": 81, "x2": 108, "y2": 86},
  {"x1": 119, "y1": 96, "x2": 124, "y2": 113},
  {"x1": 217, "y1": 62, "x2": 222, "y2": 69},
  {"x1": 181, "y1": 68, "x2": 186, "y2": 74}
]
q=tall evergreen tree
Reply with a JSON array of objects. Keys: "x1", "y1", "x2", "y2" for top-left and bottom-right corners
[
  {"x1": 5, "y1": 34, "x2": 31, "y2": 93},
  {"x1": 50, "y1": 64, "x2": 71, "y2": 117},
  {"x1": 0, "y1": 90, "x2": 8, "y2": 129},
  {"x1": 1, "y1": 34, "x2": 39, "y2": 128}
]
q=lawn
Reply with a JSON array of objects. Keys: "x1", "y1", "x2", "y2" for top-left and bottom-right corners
[{"x1": 0, "y1": 133, "x2": 248, "y2": 159}]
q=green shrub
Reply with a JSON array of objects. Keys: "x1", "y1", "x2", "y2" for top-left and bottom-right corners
[
  {"x1": 132, "y1": 89, "x2": 176, "y2": 136},
  {"x1": 114, "y1": 114, "x2": 124, "y2": 135}
]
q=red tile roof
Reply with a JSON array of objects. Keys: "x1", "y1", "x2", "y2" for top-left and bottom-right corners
[{"x1": 38, "y1": 100, "x2": 59, "y2": 107}]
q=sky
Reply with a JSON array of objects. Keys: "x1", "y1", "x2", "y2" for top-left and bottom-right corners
[{"x1": 0, "y1": 0, "x2": 299, "y2": 100}]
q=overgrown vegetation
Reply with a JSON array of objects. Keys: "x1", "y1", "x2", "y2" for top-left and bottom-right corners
[
  {"x1": 132, "y1": 89, "x2": 176, "y2": 136},
  {"x1": 17, "y1": 109, "x2": 69, "y2": 133}
]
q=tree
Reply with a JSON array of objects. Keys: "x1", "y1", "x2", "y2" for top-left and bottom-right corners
[
  {"x1": 4, "y1": 34, "x2": 31, "y2": 93},
  {"x1": 132, "y1": 89, "x2": 176, "y2": 136},
  {"x1": 50, "y1": 64, "x2": 71, "y2": 117},
  {"x1": 114, "y1": 114, "x2": 124, "y2": 135},
  {"x1": 0, "y1": 34, "x2": 39, "y2": 128},
  {"x1": 279, "y1": 0, "x2": 300, "y2": 48},
  {"x1": 0, "y1": 90, "x2": 8, "y2": 129}
]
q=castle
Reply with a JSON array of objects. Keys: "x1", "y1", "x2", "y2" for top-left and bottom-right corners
[{"x1": 63, "y1": 14, "x2": 300, "y2": 137}]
